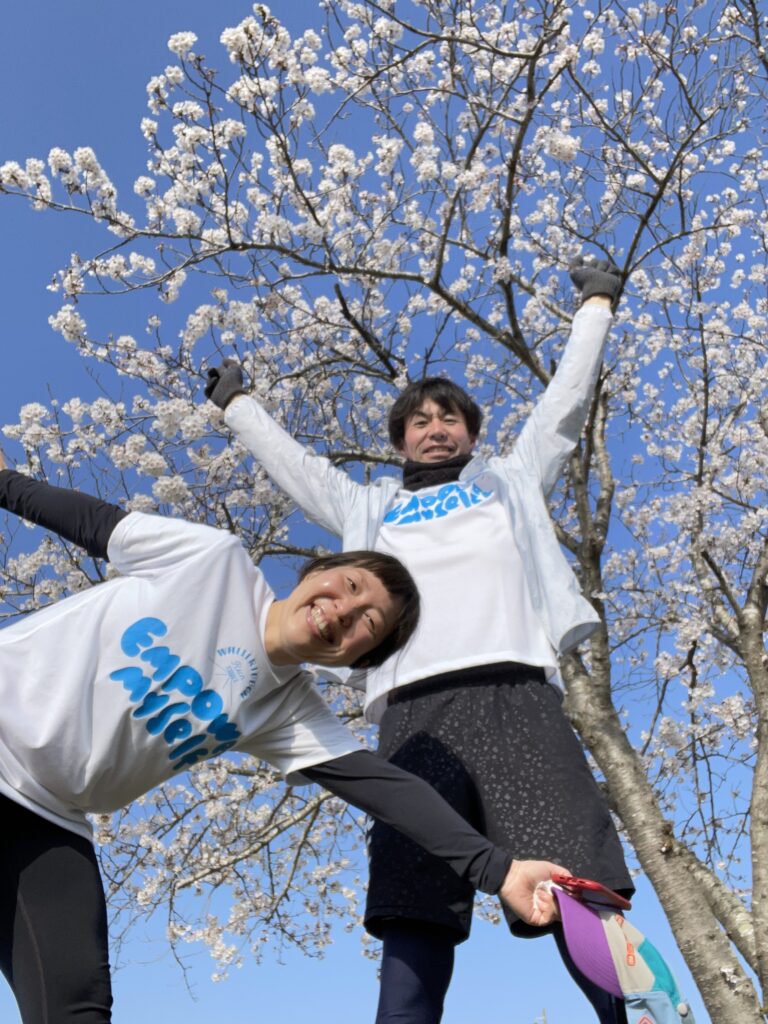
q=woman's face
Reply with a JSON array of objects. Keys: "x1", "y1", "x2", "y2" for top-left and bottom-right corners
[{"x1": 267, "y1": 565, "x2": 402, "y2": 667}]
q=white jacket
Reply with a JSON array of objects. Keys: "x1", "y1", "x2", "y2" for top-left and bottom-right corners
[{"x1": 225, "y1": 303, "x2": 612, "y2": 693}]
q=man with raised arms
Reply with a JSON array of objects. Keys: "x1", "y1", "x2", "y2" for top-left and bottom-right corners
[{"x1": 205, "y1": 258, "x2": 633, "y2": 1023}]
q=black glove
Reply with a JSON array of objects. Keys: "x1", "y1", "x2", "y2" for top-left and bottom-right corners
[
  {"x1": 204, "y1": 358, "x2": 246, "y2": 410},
  {"x1": 569, "y1": 256, "x2": 622, "y2": 303}
]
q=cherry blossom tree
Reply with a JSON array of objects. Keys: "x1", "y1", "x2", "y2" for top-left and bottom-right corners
[{"x1": 1, "y1": 0, "x2": 768, "y2": 1019}]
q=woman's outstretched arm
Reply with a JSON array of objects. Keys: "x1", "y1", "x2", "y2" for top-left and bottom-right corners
[
  {"x1": 0, "y1": 463, "x2": 127, "y2": 560},
  {"x1": 303, "y1": 749, "x2": 565, "y2": 926}
]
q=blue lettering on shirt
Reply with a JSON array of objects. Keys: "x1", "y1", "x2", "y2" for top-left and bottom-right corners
[
  {"x1": 163, "y1": 718, "x2": 193, "y2": 745},
  {"x1": 141, "y1": 645, "x2": 180, "y2": 681},
  {"x1": 382, "y1": 482, "x2": 493, "y2": 526},
  {"x1": 121, "y1": 617, "x2": 167, "y2": 656},
  {"x1": 132, "y1": 691, "x2": 169, "y2": 718},
  {"x1": 191, "y1": 689, "x2": 224, "y2": 720},
  {"x1": 207, "y1": 714, "x2": 240, "y2": 743},
  {"x1": 108, "y1": 618, "x2": 244, "y2": 770},
  {"x1": 162, "y1": 664, "x2": 203, "y2": 698},
  {"x1": 109, "y1": 667, "x2": 152, "y2": 702},
  {"x1": 215, "y1": 645, "x2": 260, "y2": 699}
]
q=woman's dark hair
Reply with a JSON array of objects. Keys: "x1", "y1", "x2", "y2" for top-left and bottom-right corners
[
  {"x1": 297, "y1": 550, "x2": 420, "y2": 668},
  {"x1": 388, "y1": 377, "x2": 483, "y2": 450}
]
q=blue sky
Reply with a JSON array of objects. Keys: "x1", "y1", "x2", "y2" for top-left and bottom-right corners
[{"x1": 0, "y1": 3, "x2": 710, "y2": 1021}]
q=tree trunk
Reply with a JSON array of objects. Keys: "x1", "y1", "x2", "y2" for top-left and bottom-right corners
[{"x1": 564, "y1": 654, "x2": 764, "y2": 1024}]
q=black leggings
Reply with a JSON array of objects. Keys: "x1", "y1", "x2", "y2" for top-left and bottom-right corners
[
  {"x1": 0, "y1": 795, "x2": 112, "y2": 1023},
  {"x1": 375, "y1": 920, "x2": 629, "y2": 1024}
]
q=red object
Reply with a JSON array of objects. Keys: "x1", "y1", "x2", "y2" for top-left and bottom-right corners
[{"x1": 550, "y1": 873, "x2": 632, "y2": 911}]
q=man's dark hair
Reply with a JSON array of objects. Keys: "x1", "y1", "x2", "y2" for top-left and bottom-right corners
[
  {"x1": 297, "y1": 550, "x2": 420, "y2": 669},
  {"x1": 388, "y1": 377, "x2": 483, "y2": 450}
]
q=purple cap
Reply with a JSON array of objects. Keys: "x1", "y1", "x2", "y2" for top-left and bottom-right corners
[
  {"x1": 556, "y1": 887, "x2": 624, "y2": 997},
  {"x1": 553, "y1": 887, "x2": 696, "y2": 1024}
]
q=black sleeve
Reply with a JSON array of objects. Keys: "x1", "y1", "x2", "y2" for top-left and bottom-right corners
[
  {"x1": 303, "y1": 749, "x2": 512, "y2": 895},
  {"x1": 0, "y1": 469, "x2": 128, "y2": 560}
]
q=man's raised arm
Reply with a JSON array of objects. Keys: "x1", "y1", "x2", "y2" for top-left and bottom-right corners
[
  {"x1": 503, "y1": 258, "x2": 623, "y2": 497},
  {"x1": 204, "y1": 360, "x2": 365, "y2": 539}
]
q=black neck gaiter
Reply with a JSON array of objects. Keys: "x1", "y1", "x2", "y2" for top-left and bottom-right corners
[{"x1": 401, "y1": 453, "x2": 473, "y2": 492}]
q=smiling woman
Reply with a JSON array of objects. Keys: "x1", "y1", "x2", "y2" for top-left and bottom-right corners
[
  {"x1": 267, "y1": 562, "x2": 399, "y2": 667},
  {"x1": 0, "y1": 460, "x2": 566, "y2": 1024},
  {"x1": 272, "y1": 549, "x2": 421, "y2": 668}
]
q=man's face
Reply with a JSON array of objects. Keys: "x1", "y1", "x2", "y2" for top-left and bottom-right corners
[{"x1": 397, "y1": 399, "x2": 476, "y2": 463}]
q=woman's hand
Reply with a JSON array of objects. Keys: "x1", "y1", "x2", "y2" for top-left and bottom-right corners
[{"x1": 498, "y1": 860, "x2": 569, "y2": 927}]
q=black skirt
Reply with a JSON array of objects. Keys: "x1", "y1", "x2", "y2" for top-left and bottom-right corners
[{"x1": 364, "y1": 662, "x2": 633, "y2": 942}]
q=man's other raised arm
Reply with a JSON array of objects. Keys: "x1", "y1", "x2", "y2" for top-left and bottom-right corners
[
  {"x1": 204, "y1": 360, "x2": 364, "y2": 539},
  {"x1": 505, "y1": 259, "x2": 622, "y2": 497}
]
